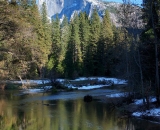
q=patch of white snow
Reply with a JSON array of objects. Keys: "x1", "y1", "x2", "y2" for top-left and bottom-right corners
[
  {"x1": 132, "y1": 97, "x2": 160, "y2": 117},
  {"x1": 78, "y1": 85, "x2": 109, "y2": 90},
  {"x1": 132, "y1": 108, "x2": 160, "y2": 117},
  {"x1": 22, "y1": 89, "x2": 44, "y2": 94},
  {"x1": 106, "y1": 93, "x2": 126, "y2": 97}
]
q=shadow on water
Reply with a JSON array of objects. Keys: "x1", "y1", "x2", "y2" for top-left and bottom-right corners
[{"x1": 0, "y1": 90, "x2": 160, "y2": 130}]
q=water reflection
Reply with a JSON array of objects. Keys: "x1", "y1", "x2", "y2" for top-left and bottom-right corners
[{"x1": 0, "y1": 90, "x2": 160, "y2": 130}]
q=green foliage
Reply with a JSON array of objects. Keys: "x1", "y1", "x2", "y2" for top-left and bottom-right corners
[
  {"x1": 47, "y1": 55, "x2": 55, "y2": 71},
  {"x1": 48, "y1": 15, "x2": 63, "y2": 76},
  {"x1": 96, "y1": 10, "x2": 114, "y2": 75},
  {"x1": 79, "y1": 12, "x2": 90, "y2": 55},
  {"x1": 64, "y1": 13, "x2": 82, "y2": 78},
  {"x1": 0, "y1": 1, "x2": 52, "y2": 79},
  {"x1": 61, "y1": 16, "x2": 70, "y2": 61},
  {"x1": 140, "y1": 0, "x2": 160, "y2": 83},
  {"x1": 84, "y1": 9, "x2": 101, "y2": 76},
  {"x1": 0, "y1": 1, "x2": 135, "y2": 80},
  {"x1": 90, "y1": 9, "x2": 101, "y2": 44},
  {"x1": 41, "y1": 2, "x2": 48, "y2": 25},
  {"x1": 79, "y1": 12, "x2": 90, "y2": 75},
  {"x1": 101, "y1": 10, "x2": 113, "y2": 41}
]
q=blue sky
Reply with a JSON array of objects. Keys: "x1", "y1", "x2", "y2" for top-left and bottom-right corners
[{"x1": 103, "y1": 0, "x2": 142, "y2": 5}]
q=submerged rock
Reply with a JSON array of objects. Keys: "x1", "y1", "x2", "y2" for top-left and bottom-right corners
[{"x1": 84, "y1": 95, "x2": 93, "y2": 102}]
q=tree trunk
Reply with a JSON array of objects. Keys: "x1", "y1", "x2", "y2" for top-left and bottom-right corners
[
  {"x1": 138, "y1": 50, "x2": 146, "y2": 105},
  {"x1": 150, "y1": 0, "x2": 160, "y2": 104}
]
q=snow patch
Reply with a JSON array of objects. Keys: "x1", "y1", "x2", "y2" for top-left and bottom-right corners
[
  {"x1": 73, "y1": 77, "x2": 127, "y2": 85},
  {"x1": 22, "y1": 89, "x2": 44, "y2": 94},
  {"x1": 12, "y1": 79, "x2": 50, "y2": 85},
  {"x1": 132, "y1": 97, "x2": 160, "y2": 117},
  {"x1": 106, "y1": 93, "x2": 126, "y2": 97},
  {"x1": 21, "y1": 86, "x2": 52, "y2": 94},
  {"x1": 65, "y1": 77, "x2": 127, "y2": 90},
  {"x1": 134, "y1": 98, "x2": 157, "y2": 105},
  {"x1": 132, "y1": 108, "x2": 160, "y2": 117},
  {"x1": 77, "y1": 85, "x2": 109, "y2": 90},
  {"x1": 13, "y1": 77, "x2": 127, "y2": 92}
]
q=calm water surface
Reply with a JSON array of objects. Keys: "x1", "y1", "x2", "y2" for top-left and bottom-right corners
[{"x1": 0, "y1": 89, "x2": 160, "y2": 130}]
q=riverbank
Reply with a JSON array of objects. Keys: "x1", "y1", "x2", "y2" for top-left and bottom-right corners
[{"x1": 94, "y1": 94, "x2": 160, "y2": 123}]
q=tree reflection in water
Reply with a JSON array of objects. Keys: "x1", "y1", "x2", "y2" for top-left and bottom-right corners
[{"x1": 0, "y1": 90, "x2": 160, "y2": 130}]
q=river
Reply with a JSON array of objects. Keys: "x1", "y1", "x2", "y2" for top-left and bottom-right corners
[{"x1": 0, "y1": 89, "x2": 160, "y2": 130}]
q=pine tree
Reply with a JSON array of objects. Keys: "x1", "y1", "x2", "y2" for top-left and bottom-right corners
[
  {"x1": 61, "y1": 15, "x2": 70, "y2": 63},
  {"x1": 41, "y1": 1, "x2": 52, "y2": 55},
  {"x1": 35, "y1": 1, "x2": 52, "y2": 78},
  {"x1": 79, "y1": 12, "x2": 90, "y2": 58},
  {"x1": 64, "y1": 13, "x2": 82, "y2": 78},
  {"x1": 97, "y1": 10, "x2": 114, "y2": 75},
  {"x1": 0, "y1": 0, "x2": 52, "y2": 79},
  {"x1": 79, "y1": 12, "x2": 90, "y2": 75},
  {"x1": 25, "y1": 1, "x2": 51, "y2": 78},
  {"x1": 0, "y1": 1, "x2": 38, "y2": 79},
  {"x1": 101, "y1": 10, "x2": 113, "y2": 42},
  {"x1": 47, "y1": 14, "x2": 62, "y2": 77},
  {"x1": 41, "y1": 2, "x2": 48, "y2": 25},
  {"x1": 90, "y1": 9, "x2": 101, "y2": 45},
  {"x1": 85, "y1": 9, "x2": 101, "y2": 76}
]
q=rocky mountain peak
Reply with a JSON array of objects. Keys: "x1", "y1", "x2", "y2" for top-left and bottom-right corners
[{"x1": 37, "y1": 0, "x2": 143, "y2": 28}]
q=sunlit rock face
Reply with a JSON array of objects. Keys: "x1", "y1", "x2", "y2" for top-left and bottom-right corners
[
  {"x1": 37, "y1": 0, "x2": 114, "y2": 19},
  {"x1": 37, "y1": 0, "x2": 64, "y2": 18},
  {"x1": 36, "y1": 0, "x2": 143, "y2": 28}
]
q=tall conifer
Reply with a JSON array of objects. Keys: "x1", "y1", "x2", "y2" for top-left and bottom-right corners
[
  {"x1": 79, "y1": 12, "x2": 90, "y2": 75},
  {"x1": 85, "y1": 9, "x2": 101, "y2": 76},
  {"x1": 97, "y1": 10, "x2": 114, "y2": 75},
  {"x1": 61, "y1": 16, "x2": 70, "y2": 62},
  {"x1": 64, "y1": 13, "x2": 82, "y2": 78},
  {"x1": 48, "y1": 14, "x2": 62, "y2": 75}
]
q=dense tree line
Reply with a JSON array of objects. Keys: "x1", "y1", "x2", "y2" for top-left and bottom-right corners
[
  {"x1": 56, "y1": 9, "x2": 126, "y2": 79},
  {"x1": 0, "y1": 0, "x2": 126, "y2": 80}
]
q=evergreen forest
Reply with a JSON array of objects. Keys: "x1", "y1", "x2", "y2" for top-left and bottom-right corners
[{"x1": 0, "y1": 0, "x2": 160, "y2": 104}]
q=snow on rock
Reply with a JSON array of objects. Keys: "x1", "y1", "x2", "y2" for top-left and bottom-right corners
[
  {"x1": 98, "y1": 77, "x2": 127, "y2": 85},
  {"x1": 64, "y1": 77, "x2": 127, "y2": 90},
  {"x1": 73, "y1": 77, "x2": 127, "y2": 85},
  {"x1": 132, "y1": 97, "x2": 160, "y2": 117},
  {"x1": 43, "y1": 86, "x2": 52, "y2": 89},
  {"x1": 106, "y1": 93, "x2": 126, "y2": 97},
  {"x1": 12, "y1": 77, "x2": 127, "y2": 91},
  {"x1": 21, "y1": 86, "x2": 52, "y2": 94},
  {"x1": 12, "y1": 79, "x2": 50, "y2": 85},
  {"x1": 22, "y1": 89, "x2": 44, "y2": 94},
  {"x1": 77, "y1": 85, "x2": 109, "y2": 90},
  {"x1": 132, "y1": 108, "x2": 160, "y2": 117},
  {"x1": 134, "y1": 98, "x2": 156, "y2": 105}
]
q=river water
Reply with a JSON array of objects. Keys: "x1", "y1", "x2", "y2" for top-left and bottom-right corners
[{"x1": 0, "y1": 89, "x2": 160, "y2": 130}]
